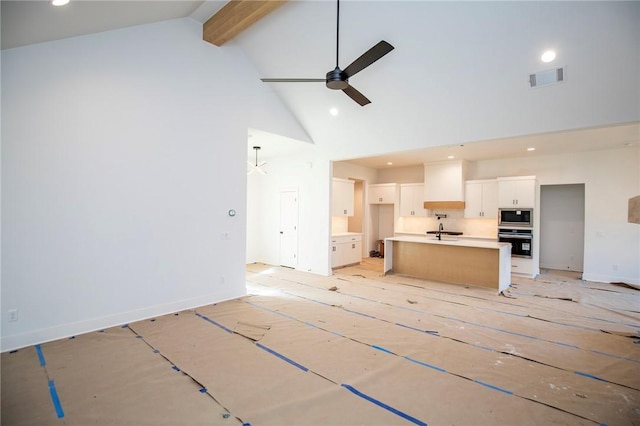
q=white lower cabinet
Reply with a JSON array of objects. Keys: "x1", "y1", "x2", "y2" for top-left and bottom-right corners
[
  {"x1": 511, "y1": 257, "x2": 534, "y2": 276},
  {"x1": 331, "y1": 234, "x2": 362, "y2": 268}
]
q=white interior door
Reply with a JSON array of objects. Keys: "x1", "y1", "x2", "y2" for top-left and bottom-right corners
[{"x1": 279, "y1": 190, "x2": 298, "y2": 268}]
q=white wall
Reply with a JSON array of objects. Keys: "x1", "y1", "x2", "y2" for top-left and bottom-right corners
[{"x1": 1, "y1": 18, "x2": 308, "y2": 351}]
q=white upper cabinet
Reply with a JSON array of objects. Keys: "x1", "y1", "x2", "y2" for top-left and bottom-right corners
[
  {"x1": 399, "y1": 183, "x2": 427, "y2": 217},
  {"x1": 368, "y1": 183, "x2": 397, "y2": 204},
  {"x1": 497, "y1": 176, "x2": 536, "y2": 208},
  {"x1": 464, "y1": 180, "x2": 498, "y2": 218},
  {"x1": 332, "y1": 178, "x2": 355, "y2": 216}
]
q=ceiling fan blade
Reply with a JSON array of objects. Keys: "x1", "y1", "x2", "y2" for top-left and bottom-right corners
[
  {"x1": 256, "y1": 167, "x2": 267, "y2": 175},
  {"x1": 258, "y1": 161, "x2": 267, "y2": 167},
  {"x1": 342, "y1": 85, "x2": 371, "y2": 106},
  {"x1": 343, "y1": 40, "x2": 394, "y2": 78},
  {"x1": 261, "y1": 78, "x2": 325, "y2": 83}
]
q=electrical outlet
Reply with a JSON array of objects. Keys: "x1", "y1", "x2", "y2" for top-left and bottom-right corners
[
  {"x1": 613, "y1": 264, "x2": 619, "y2": 271},
  {"x1": 8, "y1": 309, "x2": 18, "y2": 322}
]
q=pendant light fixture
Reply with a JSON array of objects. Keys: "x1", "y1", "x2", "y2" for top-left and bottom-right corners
[{"x1": 247, "y1": 146, "x2": 267, "y2": 175}]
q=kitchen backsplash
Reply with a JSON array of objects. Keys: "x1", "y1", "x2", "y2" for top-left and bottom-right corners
[
  {"x1": 396, "y1": 210, "x2": 498, "y2": 238},
  {"x1": 332, "y1": 216, "x2": 349, "y2": 234}
]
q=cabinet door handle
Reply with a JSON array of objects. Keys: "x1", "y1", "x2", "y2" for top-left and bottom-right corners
[
  {"x1": 379, "y1": 197, "x2": 383, "y2": 202},
  {"x1": 333, "y1": 247, "x2": 336, "y2": 251},
  {"x1": 352, "y1": 244, "x2": 356, "y2": 249}
]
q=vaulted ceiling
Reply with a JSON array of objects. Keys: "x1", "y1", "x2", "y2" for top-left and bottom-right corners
[{"x1": 2, "y1": 0, "x2": 638, "y2": 167}]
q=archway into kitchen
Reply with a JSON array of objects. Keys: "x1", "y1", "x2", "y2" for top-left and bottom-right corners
[{"x1": 539, "y1": 183, "x2": 585, "y2": 278}]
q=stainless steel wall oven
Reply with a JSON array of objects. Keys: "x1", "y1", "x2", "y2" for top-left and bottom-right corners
[{"x1": 498, "y1": 228, "x2": 533, "y2": 258}]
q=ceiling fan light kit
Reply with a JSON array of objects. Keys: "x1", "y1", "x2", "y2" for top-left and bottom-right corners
[{"x1": 261, "y1": 0, "x2": 394, "y2": 106}]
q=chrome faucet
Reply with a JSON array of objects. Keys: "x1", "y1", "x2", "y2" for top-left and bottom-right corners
[{"x1": 437, "y1": 223, "x2": 444, "y2": 240}]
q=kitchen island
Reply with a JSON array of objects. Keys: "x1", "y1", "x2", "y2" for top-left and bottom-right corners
[{"x1": 384, "y1": 236, "x2": 512, "y2": 293}]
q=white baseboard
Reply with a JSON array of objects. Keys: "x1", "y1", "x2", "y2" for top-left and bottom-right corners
[
  {"x1": 581, "y1": 272, "x2": 639, "y2": 285},
  {"x1": 1, "y1": 291, "x2": 245, "y2": 353}
]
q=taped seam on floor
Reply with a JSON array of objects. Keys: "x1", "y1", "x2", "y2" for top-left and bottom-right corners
[
  {"x1": 255, "y1": 343, "x2": 309, "y2": 372},
  {"x1": 126, "y1": 323, "x2": 249, "y2": 425},
  {"x1": 341, "y1": 384, "x2": 428, "y2": 426},
  {"x1": 193, "y1": 308, "x2": 432, "y2": 425},
  {"x1": 35, "y1": 344, "x2": 46, "y2": 366},
  {"x1": 242, "y1": 296, "x2": 636, "y2": 426},
  {"x1": 34, "y1": 344, "x2": 65, "y2": 418},
  {"x1": 257, "y1": 271, "x2": 635, "y2": 335},
  {"x1": 194, "y1": 313, "x2": 233, "y2": 334},
  {"x1": 48, "y1": 379, "x2": 65, "y2": 418},
  {"x1": 245, "y1": 300, "x2": 520, "y2": 398},
  {"x1": 263, "y1": 281, "x2": 640, "y2": 367}
]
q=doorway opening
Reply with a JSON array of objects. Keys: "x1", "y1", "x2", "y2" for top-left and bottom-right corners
[{"x1": 540, "y1": 184, "x2": 585, "y2": 274}]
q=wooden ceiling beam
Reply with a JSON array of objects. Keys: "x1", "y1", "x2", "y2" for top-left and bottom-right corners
[{"x1": 203, "y1": 0, "x2": 286, "y2": 47}]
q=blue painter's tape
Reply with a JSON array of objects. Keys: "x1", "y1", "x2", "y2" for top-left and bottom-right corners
[
  {"x1": 342, "y1": 308, "x2": 376, "y2": 319},
  {"x1": 304, "y1": 322, "x2": 318, "y2": 328},
  {"x1": 341, "y1": 384, "x2": 427, "y2": 426},
  {"x1": 372, "y1": 345, "x2": 393, "y2": 354},
  {"x1": 554, "y1": 341, "x2": 579, "y2": 349},
  {"x1": 590, "y1": 349, "x2": 640, "y2": 363},
  {"x1": 395, "y1": 323, "x2": 438, "y2": 335},
  {"x1": 48, "y1": 379, "x2": 65, "y2": 418},
  {"x1": 404, "y1": 356, "x2": 446, "y2": 373},
  {"x1": 35, "y1": 344, "x2": 46, "y2": 367},
  {"x1": 474, "y1": 380, "x2": 513, "y2": 395},
  {"x1": 575, "y1": 371, "x2": 607, "y2": 382},
  {"x1": 199, "y1": 387, "x2": 207, "y2": 393},
  {"x1": 256, "y1": 343, "x2": 308, "y2": 372},
  {"x1": 195, "y1": 313, "x2": 233, "y2": 334},
  {"x1": 153, "y1": 349, "x2": 160, "y2": 354},
  {"x1": 172, "y1": 365, "x2": 181, "y2": 372}
]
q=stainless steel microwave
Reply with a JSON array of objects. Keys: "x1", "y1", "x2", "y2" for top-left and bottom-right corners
[{"x1": 498, "y1": 208, "x2": 533, "y2": 227}]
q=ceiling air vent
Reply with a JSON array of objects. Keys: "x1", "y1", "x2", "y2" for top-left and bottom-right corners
[{"x1": 529, "y1": 66, "x2": 565, "y2": 88}]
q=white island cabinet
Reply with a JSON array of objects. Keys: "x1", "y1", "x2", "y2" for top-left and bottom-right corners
[{"x1": 384, "y1": 235, "x2": 511, "y2": 293}]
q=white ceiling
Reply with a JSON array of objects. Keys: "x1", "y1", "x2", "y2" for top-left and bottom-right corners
[{"x1": 3, "y1": 0, "x2": 638, "y2": 169}]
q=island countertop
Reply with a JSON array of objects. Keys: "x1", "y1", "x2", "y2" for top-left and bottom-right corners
[
  {"x1": 383, "y1": 236, "x2": 511, "y2": 293},
  {"x1": 385, "y1": 235, "x2": 509, "y2": 250}
]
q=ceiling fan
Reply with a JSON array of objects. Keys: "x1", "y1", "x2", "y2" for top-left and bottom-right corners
[
  {"x1": 260, "y1": 0, "x2": 394, "y2": 106},
  {"x1": 247, "y1": 146, "x2": 266, "y2": 175}
]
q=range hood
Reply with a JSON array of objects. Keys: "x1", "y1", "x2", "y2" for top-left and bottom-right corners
[{"x1": 422, "y1": 160, "x2": 466, "y2": 210}]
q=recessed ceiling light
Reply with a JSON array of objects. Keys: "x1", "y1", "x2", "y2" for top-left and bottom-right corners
[
  {"x1": 541, "y1": 50, "x2": 556, "y2": 63},
  {"x1": 387, "y1": 162, "x2": 393, "y2": 165},
  {"x1": 527, "y1": 147, "x2": 536, "y2": 151},
  {"x1": 329, "y1": 107, "x2": 339, "y2": 116},
  {"x1": 447, "y1": 155, "x2": 454, "y2": 159},
  {"x1": 51, "y1": 0, "x2": 70, "y2": 6}
]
